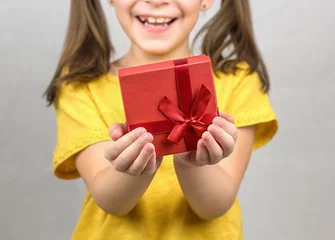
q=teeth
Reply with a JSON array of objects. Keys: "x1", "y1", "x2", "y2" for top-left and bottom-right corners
[
  {"x1": 156, "y1": 18, "x2": 164, "y2": 23},
  {"x1": 138, "y1": 16, "x2": 174, "y2": 24},
  {"x1": 148, "y1": 17, "x2": 156, "y2": 23}
]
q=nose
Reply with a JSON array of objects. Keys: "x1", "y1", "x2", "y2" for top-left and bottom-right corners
[{"x1": 145, "y1": 0, "x2": 171, "y2": 7}]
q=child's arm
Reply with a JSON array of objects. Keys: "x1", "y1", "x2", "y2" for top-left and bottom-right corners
[
  {"x1": 75, "y1": 124, "x2": 161, "y2": 216},
  {"x1": 173, "y1": 114, "x2": 255, "y2": 220}
]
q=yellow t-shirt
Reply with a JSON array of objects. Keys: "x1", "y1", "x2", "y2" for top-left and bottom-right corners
[{"x1": 52, "y1": 62, "x2": 278, "y2": 240}]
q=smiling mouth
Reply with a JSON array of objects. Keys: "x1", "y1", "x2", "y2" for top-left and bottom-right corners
[{"x1": 136, "y1": 16, "x2": 177, "y2": 27}]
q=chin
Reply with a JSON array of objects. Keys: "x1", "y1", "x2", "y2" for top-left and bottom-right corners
[
  {"x1": 142, "y1": 47, "x2": 174, "y2": 56},
  {"x1": 137, "y1": 41, "x2": 185, "y2": 57}
]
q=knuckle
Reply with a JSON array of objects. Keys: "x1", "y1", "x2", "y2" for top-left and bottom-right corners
[
  {"x1": 127, "y1": 166, "x2": 143, "y2": 175},
  {"x1": 104, "y1": 150, "x2": 110, "y2": 160},
  {"x1": 113, "y1": 141, "x2": 122, "y2": 153},
  {"x1": 209, "y1": 153, "x2": 221, "y2": 164},
  {"x1": 209, "y1": 161, "x2": 218, "y2": 166},
  {"x1": 112, "y1": 156, "x2": 129, "y2": 172},
  {"x1": 148, "y1": 165, "x2": 157, "y2": 174},
  {"x1": 195, "y1": 151, "x2": 207, "y2": 166},
  {"x1": 215, "y1": 151, "x2": 223, "y2": 160},
  {"x1": 218, "y1": 118, "x2": 225, "y2": 127},
  {"x1": 116, "y1": 154, "x2": 128, "y2": 166},
  {"x1": 113, "y1": 161, "x2": 128, "y2": 173},
  {"x1": 144, "y1": 159, "x2": 156, "y2": 173},
  {"x1": 132, "y1": 135, "x2": 148, "y2": 151},
  {"x1": 227, "y1": 139, "x2": 235, "y2": 150},
  {"x1": 207, "y1": 158, "x2": 217, "y2": 165},
  {"x1": 225, "y1": 140, "x2": 235, "y2": 155},
  {"x1": 143, "y1": 171, "x2": 154, "y2": 176},
  {"x1": 197, "y1": 157, "x2": 209, "y2": 166},
  {"x1": 142, "y1": 168, "x2": 154, "y2": 176},
  {"x1": 104, "y1": 145, "x2": 117, "y2": 161},
  {"x1": 131, "y1": 127, "x2": 146, "y2": 139},
  {"x1": 128, "y1": 168, "x2": 142, "y2": 176},
  {"x1": 135, "y1": 141, "x2": 147, "y2": 153},
  {"x1": 113, "y1": 163, "x2": 123, "y2": 172},
  {"x1": 141, "y1": 166, "x2": 151, "y2": 174},
  {"x1": 111, "y1": 143, "x2": 125, "y2": 159},
  {"x1": 130, "y1": 162, "x2": 145, "y2": 175},
  {"x1": 126, "y1": 171, "x2": 138, "y2": 176}
]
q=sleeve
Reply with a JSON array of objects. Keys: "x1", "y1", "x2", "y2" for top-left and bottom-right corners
[
  {"x1": 225, "y1": 66, "x2": 278, "y2": 151},
  {"x1": 52, "y1": 82, "x2": 110, "y2": 180}
]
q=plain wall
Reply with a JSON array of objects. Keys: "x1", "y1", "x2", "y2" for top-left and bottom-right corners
[{"x1": 0, "y1": 0, "x2": 334, "y2": 239}]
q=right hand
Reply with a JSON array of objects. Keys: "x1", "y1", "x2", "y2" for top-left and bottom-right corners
[{"x1": 104, "y1": 123, "x2": 162, "y2": 176}]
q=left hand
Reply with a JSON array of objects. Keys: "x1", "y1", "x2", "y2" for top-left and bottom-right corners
[{"x1": 174, "y1": 112, "x2": 238, "y2": 167}]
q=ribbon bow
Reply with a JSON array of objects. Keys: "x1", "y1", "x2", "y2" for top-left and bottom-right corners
[{"x1": 158, "y1": 84, "x2": 212, "y2": 144}]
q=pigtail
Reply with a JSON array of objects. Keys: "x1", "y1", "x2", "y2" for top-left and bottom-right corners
[
  {"x1": 44, "y1": 0, "x2": 113, "y2": 106},
  {"x1": 194, "y1": 0, "x2": 270, "y2": 92}
]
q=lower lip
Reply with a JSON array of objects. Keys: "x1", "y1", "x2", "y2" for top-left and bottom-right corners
[{"x1": 138, "y1": 19, "x2": 176, "y2": 33}]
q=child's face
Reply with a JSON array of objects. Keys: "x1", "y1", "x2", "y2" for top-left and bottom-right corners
[{"x1": 111, "y1": 0, "x2": 211, "y2": 56}]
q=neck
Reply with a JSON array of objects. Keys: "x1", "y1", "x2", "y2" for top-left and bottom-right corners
[{"x1": 111, "y1": 41, "x2": 193, "y2": 75}]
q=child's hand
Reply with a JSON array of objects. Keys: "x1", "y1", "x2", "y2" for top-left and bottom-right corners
[
  {"x1": 174, "y1": 112, "x2": 238, "y2": 167},
  {"x1": 104, "y1": 124, "x2": 162, "y2": 176}
]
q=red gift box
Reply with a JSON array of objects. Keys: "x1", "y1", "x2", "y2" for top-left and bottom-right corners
[{"x1": 118, "y1": 55, "x2": 219, "y2": 157}]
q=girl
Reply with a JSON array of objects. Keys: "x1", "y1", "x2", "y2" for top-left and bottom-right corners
[{"x1": 45, "y1": 0, "x2": 278, "y2": 239}]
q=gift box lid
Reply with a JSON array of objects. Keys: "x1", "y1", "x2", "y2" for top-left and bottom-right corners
[
  {"x1": 118, "y1": 54, "x2": 210, "y2": 77},
  {"x1": 117, "y1": 54, "x2": 217, "y2": 125}
]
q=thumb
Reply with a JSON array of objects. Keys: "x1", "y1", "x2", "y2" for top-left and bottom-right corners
[{"x1": 108, "y1": 123, "x2": 128, "y2": 141}]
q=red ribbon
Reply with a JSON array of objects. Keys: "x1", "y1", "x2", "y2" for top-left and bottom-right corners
[
  {"x1": 128, "y1": 58, "x2": 217, "y2": 151},
  {"x1": 158, "y1": 84, "x2": 212, "y2": 144}
]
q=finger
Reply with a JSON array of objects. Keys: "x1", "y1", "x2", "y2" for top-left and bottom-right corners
[
  {"x1": 219, "y1": 112, "x2": 235, "y2": 123},
  {"x1": 194, "y1": 139, "x2": 210, "y2": 166},
  {"x1": 126, "y1": 143, "x2": 155, "y2": 176},
  {"x1": 104, "y1": 127, "x2": 147, "y2": 161},
  {"x1": 141, "y1": 149, "x2": 157, "y2": 175},
  {"x1": 202, "y1": 130, "x2": 224, "y2": 164},
  {"x1": 208, "y1": 124, "x2": 235, "y2": 158},
  {"x1": 213, "y1": 116, "x2": 238, "y2": 142},
  {"x1": 109, "y1": 123, "x2": 129, "y2": 141},
  {"x1": 113, "y1": 132, "x2": 153, "y2": 172}
]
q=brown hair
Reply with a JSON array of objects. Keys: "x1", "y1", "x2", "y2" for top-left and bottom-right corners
[
  {"x1": 44, "y1": 0, "x2": 113, "y2": 106},
  {"x1": 193, "y1": 0, "x2": 270, "y2": 92},
  {"x1": 44, "y1": 0, "x2": 269, "y2": 106}
]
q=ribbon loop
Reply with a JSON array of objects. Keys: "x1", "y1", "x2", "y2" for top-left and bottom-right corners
[{"x1": 159, "y1": 84, "x2": 212, "y2": 144}]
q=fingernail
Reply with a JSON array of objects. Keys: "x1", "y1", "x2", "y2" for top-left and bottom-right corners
[
  {"x1": 145, "y1": 144, "x2": 154, "y2": 153},
  {"x1": 213, "y1": 117, "x2": 223, "y2": 126},
  {"x1": 227, "y1": 114, "x2": 235, "y2": 123},
  {"x1": 137, "y1": 127, "x2": 146, "y2": 134},
  {"x1": 217, "y1": 118, "x2": 224, "y2": 126},
  {"x1": 111, "y1": 130, "x2": 118, "y2": 136},
  {"x1": 111, "y1": 130, "x2": 119, "y2": 140},
  {"x1": 142, "y1": 133, "x2": 150, "y2": 140},
  {"x1": 199, "y1": 140, "x2": 205, "y2": 147},
  {"x1": 203, "y1": 131, "x2": 211, "y2": 140}
]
